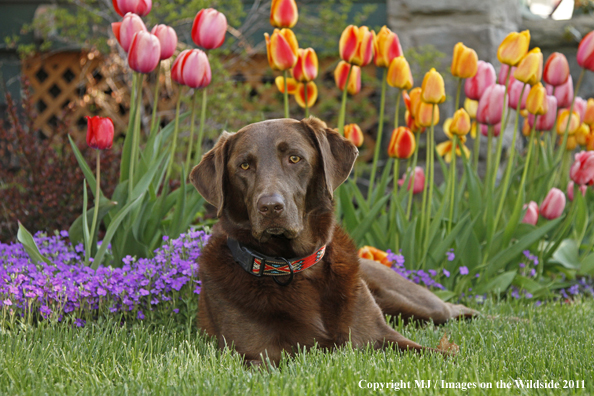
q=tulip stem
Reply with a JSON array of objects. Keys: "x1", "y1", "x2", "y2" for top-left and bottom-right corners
[
  {"x1": 422, "y1": 104, "x2": 436, "y2": 259},
  {"x1": 128, "y1": 73, "x2": 144, "y2": 200},
  {"x1": 392, "y1": 158, "x2": 400, "y2": 250},
  {"x1": 394, "y1": 89, "x2": 401, "y2": 129},
  {"x1": 165, "y1": 90, "x2": 183, "y2": 184},
  {"x1": 184, "y1": 89, "x2": 199, "y2": 177},
  {"x1": 454, "y1": 77, "x2": 462, "y2": 111},
  {"x1": 485, "y1": 125, "x2": 493, "y2": 196},
  {"x1": 150, "y1": 61, "x2": 161, "y2": 138},
  {"x1": 447, "y1": 135, "x2": 458, "y2": 233},
  {"x1": 493, "y1": 91, "x2": 525, "y2": 232},
  {"x1": 88, "y1": 151, "x2": 101, "y2": 262},
  {"x1": 489, "y1": 68, "x2": 512, "y2": 191},
  {"x1": 473, "y1": 124, "x2": 480, "y2": 174},
  {"x1": 195, "y1": 87, "x2": 208, "y2": 161},
  {"x1": 406, "y1": 139, "x2": 420, "y2": 220},
  {"x1": 337, "y1": 64, "x2": 353, "y2": 135},
  {"x1": 304, "y1": 83, "x2": 310, "y2": 118},
  {"x1": 283, "y1": 70, "x2": 290, "y2": 119},
  {"x1": 514, "y1": 121, "x2": 537, "y2": 217},
  {"x1": 368, "y1": 69, "x2": 388, "y2": 202}
]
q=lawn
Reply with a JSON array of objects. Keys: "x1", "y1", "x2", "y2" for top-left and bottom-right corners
[{"x1": 1, "y1": 299, "x2": 592, "y2": 395}]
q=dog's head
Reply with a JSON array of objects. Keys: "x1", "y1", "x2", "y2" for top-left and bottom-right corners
[{"x1": 190, "y1": 117, "x2": 358, "y2": 255}]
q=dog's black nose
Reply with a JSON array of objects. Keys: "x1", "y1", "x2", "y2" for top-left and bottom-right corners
[{"x1": 257, "y1": 194, "x2": 285, "y2": 217}]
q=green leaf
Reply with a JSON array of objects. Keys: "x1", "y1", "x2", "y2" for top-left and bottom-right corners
[
  {"x1": 68, "y1": 135, "x2": 102, "y2": 199},
  {"x1": 474, "y1": 270, "x2": 517, "y2": 294},
  {"x1": 69, "y1": 197, "x2": 117, "y2": 247},
  {"x1": 348, "y1": 194, "x2": 390, "y2": 245},
  {"x1": 17, "y1": 222, "x2": 52, "y2": 265},
  {"x1": 579, "y1": 253, "x2": 594, "y2": 275},
  {"x1": 433, "y1": 290, "x2": 456, "y2": 302},
  {"x1": 573, "y1": 189, "x2": 588, "y2": 244},
  {"x1": 371, "y1": 158, "x2": 393, "y2": 207},
  {"x1": 169, "y1": 167, "x2": 188, "y2": 238},
  {"x1": 427, "y1": 214, "x2": 470, "y2": 267},
  {"x1": 551, "y1": 239, "x2": 581, "y2": 270},
  {"x1": 339, "y1": 182, "x2": 359, "y2": 233}
]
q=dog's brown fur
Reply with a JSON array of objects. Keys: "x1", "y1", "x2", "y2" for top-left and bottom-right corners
[{"x1": 191, "y1": 117, "x2": 476, "y2": 365}]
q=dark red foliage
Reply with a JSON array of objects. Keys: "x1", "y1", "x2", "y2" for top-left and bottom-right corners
[{"x1": 0, "y1": 80, "x2": 120, "y2": 242}]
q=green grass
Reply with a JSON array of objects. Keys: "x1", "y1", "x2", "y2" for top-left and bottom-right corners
[{"x1": 1, "y1": 299, "x2": 593, "y2": 395}]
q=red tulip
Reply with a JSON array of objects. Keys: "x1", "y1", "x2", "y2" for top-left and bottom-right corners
[
  {"x1": 270, "y1": 0, "x2": 298, "y2": 28},
  {"x1": 334, "y1": 61, "x2": 361, "y2": 95},
  {"x1": 265, "y1": 28, "x2": 299, "y2": 71},
  {"x1": 528, "y1": 95, "x2": 557, "y2": 132},
  {"x1": 388, "y1": 127, "x2": 416, "y2": 159},
  {"x1": 570, "y1": 151, "x2": 594, "y2": 186},
  {"x1": 577, "y1": 31, "x2": 594, "y2": 72},
  {"x1": 112, "y1": 0, "x2": 151, "y2": 17},
  {"x1": 292, "y1": 48, "x2": 318, "y2": 82},
  {"x1": 540, "y1": 188, "x2": 566, "y2": 220},
  {"x1": 344, "y1": 124, "x2": 364, "y2": 147},
  {"x1": 339, "y1": 25, "x2": 375, "y2": 66},
  {"x1": 522, "y1": 201, "x2": 539, "y2": 225},
  {"x1": 508, "y1": 80, "x2": 529, "y2": 110},
  {"x1": 398, "y1": 166, "x2": 425, "y2": 194},
  {"x1": 112, "y1": 13, "x2": 147, "y2": 53},
  {"x1": 567, "y1": 181, "x2": 588, "y2": 201},
  {"x1": 192, "y1": 8, "x2": 227, "y2": 50},
  {"x1": 543, "y1": 52, "x2": 570, "y2": 87},
  {"x1": 476, "y1": 84, "x2": 507, "y2": 125},
  {"x1": 151, "y1": 25, "x2": 177, "y2": 60},
  {"x1": 480, "y1": 122, "x2": 501, "y2": 137},
  {"x1": 171, "y1": 49, "x2": 211, "y2": 89},
  {"x1": 464, "y1": 61, "x2": 496, "y2": 100},
  {"x1": 128, "y1": 31, "x2": 160, "y2": 74},
  {"x1": 546, "y1": 74, "x2": 573, "y2": 109},
  {"x1": 86, "y1": 116, "x2": 114, "y2": 150}
]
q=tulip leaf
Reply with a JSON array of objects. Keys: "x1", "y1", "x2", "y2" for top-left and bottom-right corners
[
  {"x1": 371, "y1": 158, "x2": 394, "y2": 207},
  {"x1": 579, "y1": 253, "x2": 594, "y2": 275},
  {"x1": 474, "y1": 270, "x2": 517, "y2": 295},
  {"x1": 573, "y1": 189, "x2": 588, "y2": 244},
  {"x1": 427, "y1": 214, "x2": 470, "y2": 268},
  {"x1": 349, "y1": 194, "x2": 390, "y2": 245},
  {"x1": 68, "y1": 135, "x2": 102, "y2": 199},
  {"x1": 433, "y1": 290, "x2": 456, "y2": 302},
  {"x1": 339, "y1": 182, "x2": 359, "y2": 234},
  {"x1": 551, "y1": 239, "x2": 580, "y2": 270},
  {"x1": 17, "y1": 222, "x2": 53, "y2": 265},
  {"x1": 168, "y1": 167, "x2": 188, "y2": 238},
  {"x1": 69, "y1": 197, "x2": 117, "y2": 247}
]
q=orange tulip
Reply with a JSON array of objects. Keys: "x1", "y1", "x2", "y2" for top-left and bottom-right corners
[
  {"x1": 334, "y1": 61, "x2": 361, "y2": 95},
  {"x1": 421, "y1": 68, "x2": 446, "y2": 104},
  {"x1": 373, "y1": 26, "x2": 403, "y2": 68},
  {"x1": 344, "y1": 123, "x2": 364, "y2": 147},
  {"x1": 513, "y1": 47, "x2": 543, "y2": 86},
  {"x1": 449, "y1": 108, "x2": 471, "y2": 136},
  {"x1": 358, "y1": 246, "x2": 374, "y2": 261},
  {"x1": 387, "y1": 56, "x2": 413, "y2": 90},
  {"x1": 388, "y1": 126, "x2": 416, "y2": 159},
  {"x1": 294, "y1": 81, "x2": 317, "y2": 108},
  {"x1": 270, "y1": 0, "x2": 298, "y2": 29},
  {"x1": 436, "y1": 138, "x2": 470, "y2": 163},
  {"x1": 275, "y1": 76, "x2": 298, "y2": 93},
  {"x1": 556, "y1": 109, "x2": 581, "y2": 136},
  {"x1": 408, "y1": 87, "x2": 423, "y2": 119},
  {"x1": 464, "y1": 98, "x2": 478, "y2": 119},
  {"x1": 358, "y1": 246, "x2": 391, "y2": 266},
  {"x1": 416, "y1": 101, "x2": 439, "y2": 127},
  {"x1": 497, "y1": 30, "x2": 531, "y2": 66},
  {"x1": 451, "y1": 42, "x2": 478, "y2": 79},
  {"x1": 584, "y1": 98, "x2": 594, "y2": 125},
  {"x1": 292, "y1": 48, "x2": 318, "y2": 82},
  {"x1": 264, "y1": 28, "x2": 299, "y2": 71},
  {"x1": 339, "y1": 25, "x2": 375, "y2": 66},
  {"x1": 525, "y1": 83, "x2": 548, "y2": 115}
]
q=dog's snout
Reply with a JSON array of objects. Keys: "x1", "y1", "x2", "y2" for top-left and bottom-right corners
[{"x1": 257, "y1": 194, "x2": 285, "y2": 217}]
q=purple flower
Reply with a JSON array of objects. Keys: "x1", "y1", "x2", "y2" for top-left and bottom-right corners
[
  {"x1": 40, "y1": 305, "x2": 52, "y2": 318},
  {"x1": 137, "y1": 310, "x2": 145, "y2": 320},
  {"x1": 446, "y1": 249, "x2": 455, "y2": 261},
  {"x1": 60, "y1": 230, "x2": 69, "y2": 238},
  {"x1": 74, "y1": 318, "x2": 86, "y2": 327},
  {"x1": 3, "y1": 299, "x2": 12, "y2": 306},
  {"x1": 459, "y1": 266, "x2": 469, "y2": 275},
  {"x1": 443, "y1": 269, "x2": 450, "y2": 278},
  {"x1": 173, "y1": 308, "x2": 179, "y2": 314}
]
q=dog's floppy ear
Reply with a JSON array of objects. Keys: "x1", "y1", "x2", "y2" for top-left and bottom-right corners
[
  {"x1": 190, "y1": 131, "x2": 233, "y2": 216},
  {"x1": 301, "y1": 117, "x2": 358, "y2": 197}
]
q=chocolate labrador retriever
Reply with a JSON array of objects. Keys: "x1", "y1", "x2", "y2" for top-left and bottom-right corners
[{"x1": 190, "y1": 117, "x2": 476, "y2": 365}]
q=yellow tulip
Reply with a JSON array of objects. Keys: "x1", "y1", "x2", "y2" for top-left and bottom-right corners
[
  {"x1": 513, "y1": 47, "x2": 543, "y2": 86},
  {"x1": 387, "y1": 56, "x2": 413, "y2": 90},
  {"x1": 525, "y1": 83, "x2": 548, "y2": 115},
  {"x1": 417, "y1": 101, "x2": 439, "y2": 127},
  {"x1": 451, "y1": 42, "x2": 478, "y2": 79},
  {"x1": 421, "y1": 68, "x2": 446, "y2": 104},
  {"x1": 497, "y1": 30, "x2": 531, "y2": 66}
]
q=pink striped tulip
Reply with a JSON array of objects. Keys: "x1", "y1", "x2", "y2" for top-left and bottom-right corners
[
  {"x1": 546, "y1": 74, "x2": 573, "y2": 109},
  {"x1": 577, "y1": 31, "x2": 594, "y2": 72},
  {"x1": 574, "y1": 97, "x2": 587, "y2": 123},
  {"x1": 498, "y1": 64, "x2": 516, "y2": 87},
  {"x1": 476, "y1": 84, "x2": 507, "y2": 125},
  {"x1": 522, "y1": 201, "x2": 539, "y2": 225},
  {"x1": 373, "y1": 26, "x2": 403, "y2": 68},
  {"x1": 464, "y1": 61, "x2": 496, "y2": 100},
  {"x1": 112, "y1": 13, "x2": 147, "y2": 53},
  {"x1": 128, "y1": 31, "x2": 160, "y2": 74},
  {"x1": 398, "y1": 167, "x2": 425, "y2": 194},
  {"x1": 270, "y1": 0, "x2": 298, "y2": 28},
  {"x1": 540, "y1": 188, "x2": 566, "y2": 220},
  {"x1": 151, "y1": 25, "x2": 177, "y2": 60},
  {"x1": 339, "y1": 25, "x2": 375, "y2": 66},
  {"x1": 567, "y1": 181, "x2": 588, "y2": 201},
  {"x1": 112, "y1": 0, "x2": 151, "y2": 17},
  {"x1": 265, "y1": 28, "x2": 299, "y2": 71},
  {"x1": 543, "y1": 52, "x2": 570, "y2": 87},
  {"x1": 171, "y1": 49, "x2": 211, "y2": 89},
  {"x1": 570, "y1": 151, "x2": 594, "y2": 186},
  {"x1": 192, "y1": 9, "x2": 227, "y2": 50},
  {"x1": 528, "y1": 95, "x2": 557, "y2": 131},
  {"x1": 508, "y1": 80, "x2": 529, "y2": 110},
  {"x1": 292, "y1": 48, "x2": 318, "y2": 82}
]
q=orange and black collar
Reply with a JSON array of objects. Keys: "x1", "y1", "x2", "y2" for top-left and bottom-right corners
[{"x1": 227, "y1": 237, "x2": 326, "y2": 286}]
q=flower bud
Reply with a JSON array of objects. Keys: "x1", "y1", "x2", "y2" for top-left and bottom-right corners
[
  {"x1": 292, "y1": 48, "x2": 318, "y2": 82},
  {"x1": 339, "y1": 25, "x2": 375, "y2": 66},
  {"x1": 449, "y1": 108, "x2": 471, "y2": 136},
  {"x1": 270, "y1": 0, "x2": 298, "y2": 29},
  {"x1": 540, "y1": 188, "x2": 566, "y2": 220},
  {"x1": 387, "y1": 56, "x2": 413, "y2": 90},
  {"x1": 584, "y1": 98, "x2": 594, "y2": 125},
  {"x1": 567, "y1": 181, "x2": 588, "y2": 202},
  {"x1": 373, "y1": 26, "x2": 403, "y2": 68},
  {"x1": 525, "y1": 83, "x2": 548, "y2": 115},
  {"x1": 128, "y1": 31, "x2": 161, "y2": 74},
  {"x1": 421, "y1": 68, "x2": 446, "y2": 104},
  {"x1": 86, "y1": 116, "x2": 114, "y2": 150},
  {"x1": 151, "y1": 24, "x2": 177, "y2": 60},
  {"x1": 334, "y1": 61, "x2": 361, "y2": 95},
  {"x1": 556, "y1": 109, "x2": 581, "y2": 136},
  {"x1": 294, "y1": 81, "x2": 318, "y2": 108},
  {"x1": 417, "y1": 101, "x2": 439, "y2": 127},
  {"x1": 171, "y1": 49, "x2": 211, "y2": 89},
  {"x1": 451, "y1": 42, "x2": 478, "y2": 79},
  {"x1": 275, "y1": 76, "x2": 298, "y2": 93},
  {"x1": 264, "y1": 28, "x2": 299, "y2": 71},
  {"x1": 464, "y1": 61, "x2": 496, "y2": 100},
  {"x1": 112, "y1": 13, "x2": 147, "y2": 53},
  {"x1": 344, "y1": 123, "x2": 364, "y2": 147},
  {"x1": 388, "y1": 127, "x2": 416, "y2": 159},
  {"x1": 497, "y1": 30, "x2": 531, "y2": 66},
  {"x1": 464, "y1": 98, "x2": 478, "y2": 119},
  {"x1": 476, "y1": 84, "x2": 507, "y2": 125},
  {"x1": 543, "y1": 52, "x2": 570, "y2": 87},
  {"x1": 513, "y1": 47, "x2": 543, "y2": 86},
  {"x1": 522, "y1": 201, "x2": 539, "y2": 225},
  {"x1": 577, "y1": 30, "x2": 594, "y2": 72},
  {"x1": 112, "y1": 0, "x2": 151, "y2": 17},
  {"x1": 508, "y1": 80, "x2": 529, "y2": 110},
  {"x1": 569, "y1": 151, "x2": 594, "y2": 186},
  {"x1": 528, "y1": 95, "x2": 557, "y2": 132},
  {"x1": 546, "y1": 74, "x2": 573, "y2": 108},
  {"x1": 398, "y1": 166, "x2": 425, "y2": 194},
  {"x1": 192, "y1": 8, "x2": 227, "y2": 50}
]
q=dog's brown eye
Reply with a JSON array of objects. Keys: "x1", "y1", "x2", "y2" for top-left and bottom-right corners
[
  {"x1": 240, "y1": 162, "x2": 250, "y2": 170},
  {"x1": 289, "y1": 155, "x2": 301, "y2": 164}
]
